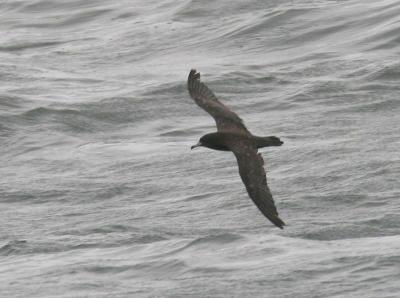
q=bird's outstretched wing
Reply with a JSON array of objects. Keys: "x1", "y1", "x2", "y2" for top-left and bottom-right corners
[
  {"x1": 187, "y1": 69, "x2": 249, "y2": 133},
  {"x1": 228, "y1": 139, "x2": 285, "y2": 229}
]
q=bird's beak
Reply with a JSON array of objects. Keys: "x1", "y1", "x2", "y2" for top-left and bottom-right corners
[{"x1": 191, "y1": 142, "x2": 202, "y2": 150}]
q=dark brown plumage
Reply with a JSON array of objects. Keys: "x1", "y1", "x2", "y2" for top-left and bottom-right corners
[{"x1": 187, "y1": 69, "x2": 285, "y2": 229}]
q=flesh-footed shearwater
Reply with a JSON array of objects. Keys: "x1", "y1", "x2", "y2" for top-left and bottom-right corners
[{"x1": 187, "y1": 69, "x2": 285, "y2": 229}]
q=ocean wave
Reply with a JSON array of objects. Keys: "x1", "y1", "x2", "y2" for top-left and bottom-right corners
[{"x1": 2, "y1": 0, "x2": 400, "y2": 296}]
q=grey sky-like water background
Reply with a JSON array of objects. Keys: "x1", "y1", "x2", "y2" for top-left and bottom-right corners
[{"x1": 1, "y1": 0, "x2": 400, "y2": 297}]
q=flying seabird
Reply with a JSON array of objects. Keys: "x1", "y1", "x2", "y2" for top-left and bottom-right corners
[{"x1": 187, "y1": 69, "x2": 286, "y2": 229}]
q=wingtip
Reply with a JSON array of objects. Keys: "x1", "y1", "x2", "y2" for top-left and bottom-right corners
[
  {"x1": 273, "y1": 215, "x2": 286, "y2": 229},
  {"x1": 188, "y1": 69, "x2": 200, "y2": 82}
]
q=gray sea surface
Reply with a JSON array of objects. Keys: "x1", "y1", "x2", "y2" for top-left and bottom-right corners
[{"x1": 1, "y1": 0, "x2": 400, "y2": 297}]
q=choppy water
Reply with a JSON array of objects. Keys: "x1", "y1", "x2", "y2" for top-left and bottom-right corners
[{"x1": 1, "y1": 0, "x2": 400, "y2": 297}]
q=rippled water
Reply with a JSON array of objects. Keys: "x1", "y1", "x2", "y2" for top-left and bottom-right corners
[{"x1": 1, "y1": 0, "x2": 400, "y2": 297}]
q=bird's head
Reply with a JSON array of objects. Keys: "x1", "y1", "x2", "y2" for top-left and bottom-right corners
[{"x1": 191, "y1": 135, "x2": 210, "y2": 150}]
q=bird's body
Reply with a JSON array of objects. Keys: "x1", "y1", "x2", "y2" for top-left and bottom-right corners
[
  {"x1": 187, "y1": 69, "x2": 286, "y2": 229},
  {"x1": 197, "y1": 132, "x2": 283, "y2": 151}
]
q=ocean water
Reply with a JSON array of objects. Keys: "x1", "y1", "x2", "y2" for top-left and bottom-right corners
[{"x1": 1, "y1": 0, "x2": 400, "y2": 297}]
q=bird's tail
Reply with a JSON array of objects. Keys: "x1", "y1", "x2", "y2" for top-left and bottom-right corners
[{"x1": 254, "y1": 136, "x2": 283, "y2": 148}]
